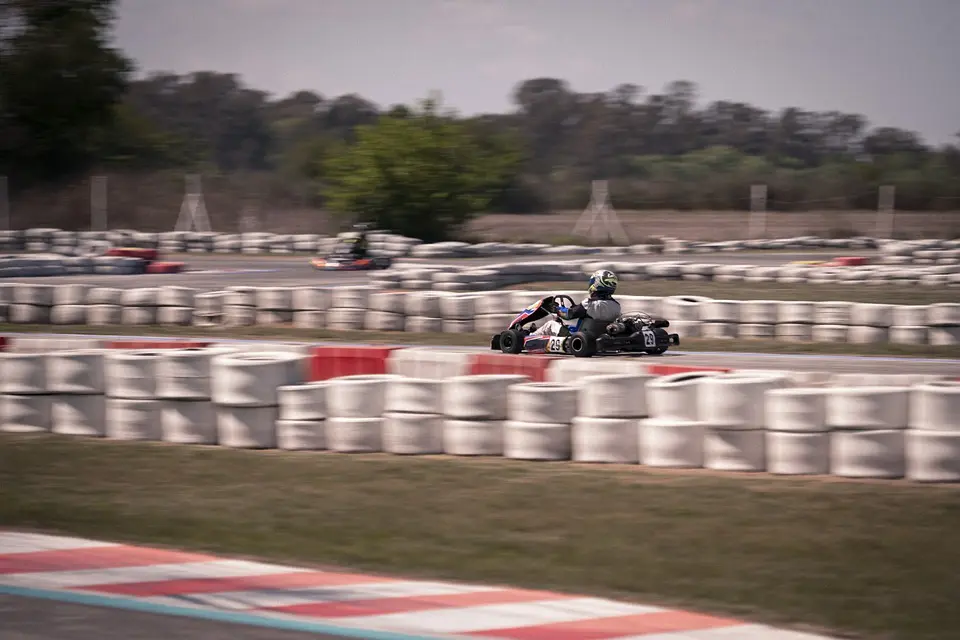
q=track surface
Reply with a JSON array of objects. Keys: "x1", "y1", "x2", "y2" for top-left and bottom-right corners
[
  {"x1": 0, "y1": 251, "x2": 870, "y2": 290},
  {"x1": 0, "y1": 594, "x2": 348, "y2": 640}
]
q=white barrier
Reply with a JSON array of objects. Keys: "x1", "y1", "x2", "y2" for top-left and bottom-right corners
[
  {"x1": 2, "y1": 348, "x2": 959, "y2": 482},
  {"x1": 3, "y1": 283, "x2": 959, "y2": 347}
]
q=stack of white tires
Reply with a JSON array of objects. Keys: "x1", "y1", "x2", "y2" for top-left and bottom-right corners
[
  {"x1": 325, "y1": 374, "x2": 396, "y2": 452},
  {"x1": 505, "y1": 382, "x2": 576, "y2": 460},
  {"x1": 573, "y1": 374, "x2": 654, "y2": 464},
  {"x1": 443, "y1": 374, "x2": 527, "y2": 456},
  {"x1": 157, "y1": 348, "x2": 234, "y2": 445},
  {"x1": 383, "y1": 377, "x2": 444, "y2": 454},
  {"x1": 906, "y1": 381, "x2": 960, "y2": 482},
  {"x1": 103, "y1": 350, "x2": 164, "y2": 441},
  {"x1": 276, "y1": 382, "x2": 328, "y2": 450}
]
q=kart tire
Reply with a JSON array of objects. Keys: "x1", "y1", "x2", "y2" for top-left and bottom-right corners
[
  {"x1": 499, "y1": 329, "x2": 523, "y2": 355},
  {"x1": 646, "y1": 346, "x2": 667, "y2": 355},
  {"x1": 568, "y1": 332, "x2": 596, "y2": 358}
]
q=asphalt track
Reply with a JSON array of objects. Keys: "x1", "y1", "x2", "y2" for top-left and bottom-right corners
[
  {"x1": 0, "y1": 250, "x2": 871, "y2": 291},
  {"x1": 0, "y1": 593, "x2": 351, "y2": 640}
]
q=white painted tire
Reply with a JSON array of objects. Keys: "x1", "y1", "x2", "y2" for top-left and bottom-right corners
[
  {"x1": 292, "y1": 287, "x2": 331, "y2": 311},
  {"x1": 105, "y1": 398, "x2": 162, "y2": 441},
  {"x1": 278, "y1": 382, "x2": 328, "y2": 420},
  {"x1": 276, "y1": 419, "x2": 325, "y2": 450},
  {"x1": 382, "y1": 412, "x2": 444, "y2": 454},
  {"x1": 161, "y1": 400, "x2": 217, "y2": 444},
  {"x1": 439, "y1": 295, "x2": 476, "y2": 320},
  {"x1": 827, "y1": 387, "x2": 910, "y2": 430},
  {"x1": 889, "y1": 326, "x2": 927, "y2": 345},
  {"x1": 49, "y1": 395, "x2": 105, "y2": 437},
  {"x1": 646, "y1": 372, "x2": 721, "y2": 422},
  {"x1": 217, "y1": 405, "x2": 278, "y2": 448},
  {"x1": 572, "y1": 417, "x2": 639, "y2": 463},
  {"x1": 404, "y1": 316, "x2": 443, "y2": 333},
  {"x1": 639, "y1": 419, "x2": 704, "y2": 468},
  {"x1": 775, "y1": 324, "x2": 813, "y2": 342},
  {"x1": 293, "y1": 311, "x2": 326, "y2": 329},
  {"x1": 740, "y1": 300, "x2": 779, "y2": 324},
  {"x1": 326, "y1": 416, "x2": 382, "y2": 452},
  {"x1": 88, "y1": 305, "x2": 122, "y2": 325},
  {"x1": 700, "y1": 300, "x2": 739, "y2": 323},
  {"x1": 766, "y1": 431, "x2": 830, "y2": 475},
  {"x1": 909, "y1": 381, "x2": 960, "y2": 431},
  {"x1": 851, "y1": 303, "x2": 893, "y2": 327},
  {"x1": 814, "y1": 301, "x2": 852, "y2": 324},
  {"x1": 0, "y1": 353, "x2": 47, "y2": 395},
  {"x1": 503, "y1": 421, "x2": 571, "y2": 460},
  {"x1": 545, "y1": 359, "x2": 638, "y2": 384},
  {"x1": 444, "y1": 374, "x2": 529, "y2": 420},
  {"x1": 701, "y1": 322, "x2": 737, "y2": 339},
  {"x1": 905, "y1": 430, "x2": 960, "y2": 482},
  {"x1": 928, "y1": 303, "x2": 959, "y2": 326},
  {"x1": 155, "y1": 347, "x2": 236, "y2": 400},
  {"x1": 892, "y1": 305, "x2": 929, "y2": 326},
  {"x1": 765, "y1": 388, "x2": 828, "y2": 432},
  {"x1": 157, "y1": 286, "x2": 195, "y2": 308},
  {"x1": 51, "y1": 305, "x2": 87, "y2": 325},
  {"x1": 326, "y1": 375, "x2": 397, "y2": 419},
  {"x1": 929, "y1": 327, "x2": 960, "y2": 346},
  {"x1": 104, "y1": 350, "x2": 163, "y2": 399},
  {"x1": 848, "y1": 326, "x2": 888, "y2": 344},
  {"x1": 1, "y1": 394, "x2": 52, "y2": 433},
  {"x1": 704, "y1": 429, "x2": 766, "y2": 472},
  {"x1": 698, "y1": 373, "x2": 790, "y2": 430},
  {"x1": 830, "y1": 430, "x2": 905, "y2": 479},
  {"x1": 385, "y1": 378, "x2": 443, "y2": 414},
  {"x1": 405, "y1": 292, "x2": 442, "y2": 317},
  {"x1": 365, "y1": 311, "x2": 405, "y2": 332},
  {"x1": 210, "y1": 352, "x2": 305, "y2": 407},
  {"x1": 507, "y1": 382, "x2": 576, "y2": 424},
  {"x1": 121, "y1": 288, "x2": 158, "y2": 307},
  {"x1": 578, "y1": 374, "x2": 653, "y2": 418},
  {"x1": 443, "y1": 419, "x2": 504, "y2": 456},
  {"x1": 326, "y1": 308, "x2": 366, "y2": 328},
  {"x1": 255, "y1": 287, "x2": 293, "y2": 310},
  {"x1": 330, "y1": 286, "x2": 370, "y2": 310},
  {"x1": 47, "y1": 351, "x2": 105, "y2": 395},
  {"x1": 53, "y1": 284, "x2": 91, "y2": 306},
  {"x1": 811, "y1": 325, "x2": 849, "y2": 342},
  {"x1": 121, "y1": 306, "x2": 157, "y2": 325},
  {"x1": 13, "y1": 283, "x2": 55, "y2": 306},
  {"x1": 157, "y1": 306, "x2": 193, "y2": 326},
  {"x1": 87, "y1": 287, "x2": 122, "y2": 305},
  {"x1": 738, "y1": 323, "x2": 775, "y2": 339},
  {"x1": 777, "y1": 301, "x2": 815, "y2": 324}
]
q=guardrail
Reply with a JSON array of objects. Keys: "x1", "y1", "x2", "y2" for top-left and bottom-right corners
[
  {"x1": 2, "y1": 284, "x2": 958, "y2": 346},
  {"x1": 2, "y1": 347, "x2": 957, "y2": 482}
]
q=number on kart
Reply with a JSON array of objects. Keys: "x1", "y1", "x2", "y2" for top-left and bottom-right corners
[
  {"x1": 548, "y1": 337, "x2": 565, "y2": 353},
  {"x1": 642, "y1": 329, "x2": 656, "y2": 348}
]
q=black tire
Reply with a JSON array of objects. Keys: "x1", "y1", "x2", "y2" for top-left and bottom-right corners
[
  {"x1": 568, "y1": 332, "x2": 596, "y2": 358},
  {"x1": 646, "y1": 346, "x2": 667, "y2": 355},
  {"x1": 499, "y1": 329, "x2": 524, "y2": 354}
]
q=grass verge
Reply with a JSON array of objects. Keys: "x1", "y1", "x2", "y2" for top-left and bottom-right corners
[
  {"x1": 1, "y1": 434, "x2": 957, "y2": 640},
  {"x1": 2, "y1": 323, "x2": 959, "y2": 359},
  {"x1": 506, "y1": 281, "x2": 959, "y2": 305}
]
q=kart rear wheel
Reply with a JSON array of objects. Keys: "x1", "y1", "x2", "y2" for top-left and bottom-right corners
[
  {"x1": 568, "y1": 332, "x2": 596, "y2": 358},
  {"x1": 499, "y1": 329, "x2": 523, "y2": 354}
]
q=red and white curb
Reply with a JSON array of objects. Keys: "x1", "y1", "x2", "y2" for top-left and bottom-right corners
[{"x1": 0, "y1": 532, "x2": 836, "y2": 639}]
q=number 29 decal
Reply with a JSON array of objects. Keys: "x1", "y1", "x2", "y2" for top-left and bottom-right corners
[
  {"x1": 548, "y1": 337, "x2": 565, "y2": 352},
  {"x1": 642, "y1": 329, "x2": 656, "y2": 348}
]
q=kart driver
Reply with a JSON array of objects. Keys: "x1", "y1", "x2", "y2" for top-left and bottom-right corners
[
  {"x1": 344, "y1": 224, "x2": 370, "y2": 259},
  {"x1": 528, "y1": 269, "x2": 621, "y2": 338}
]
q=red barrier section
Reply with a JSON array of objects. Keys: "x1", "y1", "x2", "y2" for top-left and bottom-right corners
[
  {"x1": 0, "y1": 336, "x2": 7, "y2": 352},
  {"x1": 105, "y1": 247, "x2": 158, "y2": 262},
  {"x1": 309, "y1": 345, "x2": 400, "y2": 381},
  {"x1": 146, "y1": 261, "x2": 185, "y2": 274},
  {"x1": 833, "y1": 256, "x2": 868, "y2": 266},
  {"x1": 644, "y1": 364, "x2": 732, "y2": 376},
  {"x1": 104, "y1": 340, "x2": 212, "y2": 349},
  {"x1": 468, "y1": 353, "x2": 558, "y2": 382}
]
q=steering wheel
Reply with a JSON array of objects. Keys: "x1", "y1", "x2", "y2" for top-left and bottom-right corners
[{"x1": 548, "y1": 294, "x2": 576, "y2": 314}]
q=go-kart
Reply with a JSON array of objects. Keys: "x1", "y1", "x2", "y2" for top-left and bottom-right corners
[
  {"x1": 490, "y1": 294, "x2": 680, "y2": 358},
  {"x1": 310, "y1": 246, "x2": 392, "y2": 271}
]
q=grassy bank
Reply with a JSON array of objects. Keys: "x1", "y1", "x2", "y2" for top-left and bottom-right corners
[{"x1": 1, "y1": 434, "x2": 957, "y2": 640}]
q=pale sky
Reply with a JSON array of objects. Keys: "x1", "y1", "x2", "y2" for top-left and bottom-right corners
[{"x1": 114, "y1": 0, "x2": 960, "y2": 145}]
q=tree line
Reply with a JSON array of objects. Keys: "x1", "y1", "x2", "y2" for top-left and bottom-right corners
[{"x1": 1, "y1": 1, "x2": 958, "y2": 238}]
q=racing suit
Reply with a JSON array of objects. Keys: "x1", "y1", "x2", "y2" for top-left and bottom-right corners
[
  {"x1": 348, "y1": 234, "x2": 368, "y2": 259},
  {"x1": 529, "y1": 294, "x2": 621, "y2": 337}
]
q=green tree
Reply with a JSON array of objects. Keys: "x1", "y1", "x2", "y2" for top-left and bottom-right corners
[
  {"x1": 0, "y1": 0, "x2": 131, "y2": 185},
  {"x1": 324, "y1": 98, "x2": 521, "y2": 241}
]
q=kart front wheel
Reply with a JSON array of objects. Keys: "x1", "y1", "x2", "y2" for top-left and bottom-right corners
[
  {"x1": 568, "y1": 332, "x2": 596, "y2": 358},
  {"x1": 499, "y1": 329, "x2": 523, "y2": 354}
]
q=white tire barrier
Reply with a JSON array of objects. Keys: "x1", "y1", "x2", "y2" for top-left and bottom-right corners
[
  {"x1": 278, "y1": 382, "x2": 328, "y2": 421},
  {"x1": 503, "y1": 420, "x2": 572, "y2": 461},
  {"x1": 639, "y1": 419, "x2": 704, "y2": 468},
  {"x1": 646, "y1": 372, "x2": 722, "y2": 422},
  {"x1": 507, "y1": 382, "x2": 576, "y2": 424},
  {"x1": 210, "y1": 352, "x2": 304, "y2": 407},
  {"x1": 827, "y1": 387, "x2": 910, "y2": 430},
  {"x1": 382, "y1": 377, "x2": 445, "y2": 454},
  {"x1": 443, "y1": 374, "x2": 528, "y2": 421},
  {"x1": 105, "y1": 398, "x2": 162, "y2": 441},
  {"x1": 905, "y1": 431, "x2": 960, "y2": 482},
  {"x1": 577, "y1": 374, "x2": 653, "y2": 419},
  {"x1": 326, "y1": 375, "x2": 397, "y2": 419},
  {"x1": 765, "y1": 388, "x2": 828, "y2": 432},
  {"x1": 385, "y1": 378, "x2": 442, "y2": 414},
  {"x1": 161, "y1": 400, "x2": 217, "y2": 445},
  {"x1": 1, "y1": 394, "x2": 52, "y2": 433},
  {"x1": 0, "y1": 352, "x2": 47, "y2": 394},
  {"x1": 326, "y1": 417, "x2": 383, "y2": 453},
  {"x1": 103, "y1": 350, "x2": 162, "y2": 399},
  {"x1": 766, "y1": 432, "x2": 830, "y2": 475},
  {"x1": 831, "y1": 430, "x2": 906, "y2": 479},
  {"x1": 699, "y1": 373, "x2": 790, "y2": 430},
  {"x1": 217, "y1": 406, "x2": 279, "y2": 449},
  {"x1": 909, "y1": 381, "x2": 960, "y2": 431},
  {"x1": 572, "y1": 417, "x2": 639, "y2": 464}
]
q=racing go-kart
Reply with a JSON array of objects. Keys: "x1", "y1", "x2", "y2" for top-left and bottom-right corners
[
  {"x1": 310, "y1": 244, "x2": 392, "y2": 271},
  {"x1": 490, "y1": 294, "x2": 680, "y2": 358}
]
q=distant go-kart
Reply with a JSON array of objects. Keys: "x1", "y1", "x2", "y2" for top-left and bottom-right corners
[
  {"x1": 310, "y1": 247, "x2": 392, "y2": 271},
  {"x1": 490, "y1": 294, "x2": 680, "y2": 358}
]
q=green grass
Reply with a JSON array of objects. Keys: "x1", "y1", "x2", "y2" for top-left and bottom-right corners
[
  {"x1": 1, "y1": 434, "x2": 958, "y2": 640},
  {"x1": 508, "y1": 280, "x2": 959, "y2": 305},
  {"x1": 3, "y1": 323, "x2": 959, "y2": 359}
]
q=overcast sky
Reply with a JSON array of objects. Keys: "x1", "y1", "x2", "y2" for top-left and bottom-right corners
[{"x1": 114, "y1": 0, "x2": 959, "y2": 145}]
